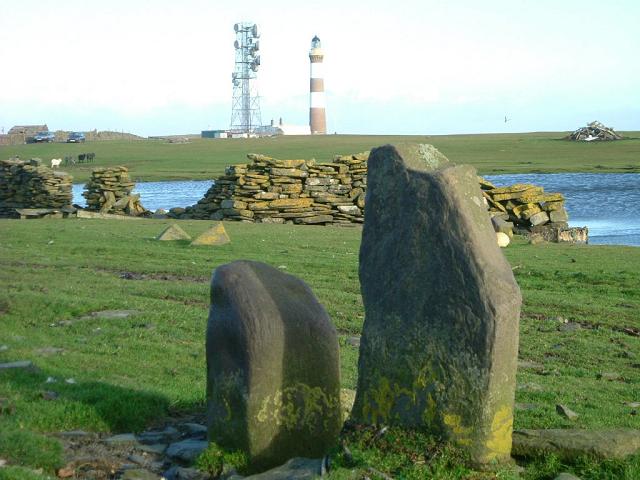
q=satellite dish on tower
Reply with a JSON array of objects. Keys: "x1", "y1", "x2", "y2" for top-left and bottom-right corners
[
  {"x1": 234, "y1": 23, "x2": 240, "y2": 32},
  {"x1": 252, "y1": 24, "x2": 259, "y2": 37}
]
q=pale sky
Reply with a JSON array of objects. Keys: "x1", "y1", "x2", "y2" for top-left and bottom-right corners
[{"x1": 1, "y1": 0, "x2": 638, "y2": 136}]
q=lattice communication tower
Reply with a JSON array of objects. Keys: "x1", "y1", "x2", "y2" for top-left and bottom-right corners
[{"x1": 230, "y1": 22, "x2": 262, "y2": 134}]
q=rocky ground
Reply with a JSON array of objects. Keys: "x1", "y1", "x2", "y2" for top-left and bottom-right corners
[{"x1": 52, "y1": 412, "x2": 210, "y2": 480}]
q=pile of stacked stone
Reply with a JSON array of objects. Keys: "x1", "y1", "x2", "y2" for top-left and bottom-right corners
[
  {"x1": 479, "y1": 177, "x2": 569, "y2": 233},
  {"x1": 176, "y1": 152, "x2": 577, "y2": 235},
  {"x1": 0, "y1": 158, "x2": 73, "y2": 218},
  {"x1": 83, "y1": 166, "x2": 149, "y2": 216},
  {"x1": 177, "y1": 153, "x2": 368, "y2": 225},
  {"x1": 565, "y1": 121, "x2": 623, "y2": 141}
]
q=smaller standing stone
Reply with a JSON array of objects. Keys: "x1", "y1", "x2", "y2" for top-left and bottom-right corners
[
  {"x1": 191, "y1": 223, "x2": 230, "y2": 246},
  {"x1": 207, "y1": 260, "x2": 341, "y2": 470}
]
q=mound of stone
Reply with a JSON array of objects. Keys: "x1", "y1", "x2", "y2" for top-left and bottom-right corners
[
  {"x1": 564, "y1": 121, "x2": 622, "y2": 141},
  {"x1": 83, "y1": 167, "x2": 149, "y2": 216},
  {"x1": 0, "y1": 158, "x2": 73, "y2": 218},
  {"x1": 479, "y1": 177, "x2": 583, "y2": 242},
  {"x1": 190, "y1": 223, "x2": 230, "y2": 246},
  {"x1": 156, "y1": 224, "x2": 191, "y2": 241}
]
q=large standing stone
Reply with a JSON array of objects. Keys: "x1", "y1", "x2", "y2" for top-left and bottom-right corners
[
  {"x1": 206, "y1": 261, "x2": 341, "y2": 470},
  {"x1": 351, "y1": 144, "x2": 521, "y2": 465}
]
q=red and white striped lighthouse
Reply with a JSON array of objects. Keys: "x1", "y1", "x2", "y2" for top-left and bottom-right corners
[{"x1": 309, "y1": 35, "x2": 326, "y2": 135}]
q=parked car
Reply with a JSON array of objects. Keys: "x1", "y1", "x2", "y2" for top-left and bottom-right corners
[
  {"x1": 33, "y1": 131, "x2": 55, "y2": 143},
  {"x1": 67, "y1": 132, "x2": 86, "y2": 143}
]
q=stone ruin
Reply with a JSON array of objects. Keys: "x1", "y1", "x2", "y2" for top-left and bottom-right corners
[
  {"x1": 205, "y1": 144, "x2": 521, "y2": 472},
  {"x1": 479, "y1": 178, "x2": 587, "y2": 243},
  {"x1": 83, "y1": 166, "x2": 149, "y2": 216},
  {"x1": 565, "y1": 121, "x2": 623, "y2": 141},
  {"x1": 0, "y1": 158, "x2": 74, "y2": 219},
  {"x1": 174, "y1": 153, "x2": 367, "y2": 225}
]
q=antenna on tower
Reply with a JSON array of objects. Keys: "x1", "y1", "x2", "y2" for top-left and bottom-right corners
[{"x1": 230, "y1": 22, "x2": 262, "y2": 135}]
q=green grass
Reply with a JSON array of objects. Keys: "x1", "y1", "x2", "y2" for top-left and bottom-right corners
[
  {"x1": 2, "y1": 132, "x2": 639, "y2": 183},
  {"x1": 1, "y1": 219, "x2": 640, "y2": 478}
]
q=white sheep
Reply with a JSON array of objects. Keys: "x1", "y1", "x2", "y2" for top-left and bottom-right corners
[{"x1": 50, "y1": 158, "x2": 62, "y2": 169}]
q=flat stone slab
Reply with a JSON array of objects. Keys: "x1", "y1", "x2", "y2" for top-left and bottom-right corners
[
  {"x1": 181, "y1": 423, "x2": 207, "y2": 435},
  {"x1": 165, "y1": 439, "x2": 208, "y2": 463},
  {"x1": 163, "y1": 467, "x2": 209, "y2": 480},
  {"x1": 0, "y1": 360, "x2": 33, "y2": 370},
  {"x1": 512, "y1": 429, "x2": 640, "y2": 460},
  {"x1": 104, "y1": 433, "x2": 139, "y2": 446},
  {"x1": 554, "y1": 474, "x2": 582, "y2": 480},
  {"x1": 78, "y1": 310, "x2": 140, "y2": 320},
  {"x1": 121, "y1": 469, "x2": 161, "y2": 480},
  {"x1": 137, "y1": 443, "x2": 167, "y2": 455},
  {"x1": 229, "y1": 457, "x2": 325, "y2": 480},
  {"x1": 77, "y1": 210, "x2": 145, "y2": 220},
  {"x1": 35, "y1": 347, "x2": 65, "y2": 356}
]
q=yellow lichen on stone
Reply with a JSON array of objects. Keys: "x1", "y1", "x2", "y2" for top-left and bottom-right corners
[
  {"x1": 254, "y1": 383, "x2": 339, "y2": 432},
  {"x1": 361, "y1": 377, "x2": 414, "y2": 424},
  {"x1": 443, "y1": 413, "x2": 472, "y2": 446},
  {"x1": 190, "y1": 222, "x2": 230, "y2": 246},
  {"x1": 422, "y1": 393, "x2": 437, "y2": 425},
  {"x1": 482, "y1": 405, "x2": 513, "y2": 461}
]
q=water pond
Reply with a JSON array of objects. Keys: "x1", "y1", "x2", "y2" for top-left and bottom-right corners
[{"x1": 72, "y1": 173, "x2": 640, "y2": 247}]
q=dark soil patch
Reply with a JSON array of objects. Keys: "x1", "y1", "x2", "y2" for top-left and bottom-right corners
[{"x1": 116, "y1": 270, "x2": 209, "y2": 283}]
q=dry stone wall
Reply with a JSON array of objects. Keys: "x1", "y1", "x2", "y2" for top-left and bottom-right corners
[
  {"x1": 0, "y1": 158, "x2": 73, "y2": 218},
  {"x1": 178, "y1": 152, "x2": 571, "y2": 237},
  {"x1": 83, "y1": 167, "x2": 148, "y2": 216},
  {"x1": 177, "y1": 153, "x2": 368, "y2": 225}
]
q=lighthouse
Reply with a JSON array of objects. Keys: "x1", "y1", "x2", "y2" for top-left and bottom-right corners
[{"x1": 309, "y1": 35, "x2": 326, "y2": 135}]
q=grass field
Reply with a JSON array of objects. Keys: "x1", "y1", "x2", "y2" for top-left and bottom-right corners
[
  {"x1": 2, "y1": 132, "x2": 640, "y2": 183},
  {"x1": 1, "y1": 219, "x2": 639, "y2": 479}
]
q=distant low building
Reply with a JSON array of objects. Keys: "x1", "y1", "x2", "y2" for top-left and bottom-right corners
[
  {"x1": 202, "y1": 130, "x2": 228, "y2": 139},
  {"x1": 256, "y1": 118, "x2": 311, "y2": 136},
  {"x1": 2, "y1": 124, "x2": 49, "y2": 145},
  {"x1": 8, "y1": 124, "x2": 48, "y2": 136}
]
